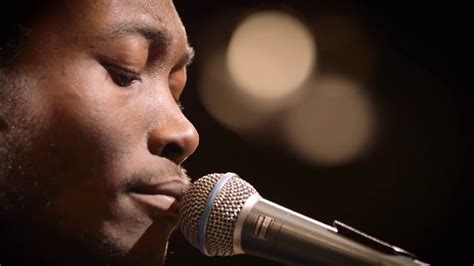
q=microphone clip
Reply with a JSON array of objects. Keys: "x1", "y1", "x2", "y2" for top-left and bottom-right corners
[{"x1": 334, "y1": 220, "x2": 427, "y2": 264}]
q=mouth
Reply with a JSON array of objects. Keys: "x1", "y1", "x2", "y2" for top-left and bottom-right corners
[{"x1": 127, "y1": 179, "x2": 190, "y2": 219}]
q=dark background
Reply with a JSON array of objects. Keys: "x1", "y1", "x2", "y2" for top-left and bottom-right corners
[{"x1": 169, "y1": 1, "x2": 472, "y2": 265}]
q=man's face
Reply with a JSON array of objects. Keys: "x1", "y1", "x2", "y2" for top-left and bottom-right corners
[{"x1": 0, "y1": 0, "x2": 199, "y2": 265}]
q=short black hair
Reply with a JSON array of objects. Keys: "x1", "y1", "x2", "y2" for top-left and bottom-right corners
[{"x1": 0, "y1": 1, "x2": 47, "y2": 67}]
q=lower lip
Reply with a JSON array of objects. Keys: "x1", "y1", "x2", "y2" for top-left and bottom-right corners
[{"x1": 130, "y1": 193, "x2": 179, "y2": 217}]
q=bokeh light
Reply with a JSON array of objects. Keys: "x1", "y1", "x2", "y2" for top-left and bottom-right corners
[
  {"x1": 227, "y1": 10, "x2": 316, "y2": 102},
  {"x1": 199, "y1": 10, "x2": 317, "y2": 133},
  {"x1": 281, "y1": 75, "x2": 376, "y2": 165},
  {"x1": 199, "y1": 49, "x2": 271, "y2": 131}
]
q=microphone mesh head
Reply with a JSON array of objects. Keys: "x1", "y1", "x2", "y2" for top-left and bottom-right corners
[{"x1": 179, "y1": 173, "x2": 258, "y2": 256}]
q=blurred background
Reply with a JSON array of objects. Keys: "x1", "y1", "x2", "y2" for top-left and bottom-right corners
[{"x1": 169, "y1": 1, "x2": 472, "y2": 265}]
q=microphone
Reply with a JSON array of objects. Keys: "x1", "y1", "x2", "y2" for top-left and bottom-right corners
[{"x1": 179, "y1": 172, "x2": 428, "y2": 266}]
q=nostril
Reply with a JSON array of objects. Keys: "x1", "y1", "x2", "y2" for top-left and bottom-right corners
[
  {"x1": 161, "y1": 143, "x2": 184, "y2": 163},
  {"x1": 146, "y1": 120, "x2": 199, "y2": 164}
]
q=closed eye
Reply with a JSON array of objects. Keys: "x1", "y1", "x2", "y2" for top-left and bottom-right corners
[{"x1": 102, "y1": 63, "x2": 142, "y2": 87}]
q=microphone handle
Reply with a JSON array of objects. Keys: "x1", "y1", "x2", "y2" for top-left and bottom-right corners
[{"x1": 234, "y1": 195, "x2": 424, "y2": 266}]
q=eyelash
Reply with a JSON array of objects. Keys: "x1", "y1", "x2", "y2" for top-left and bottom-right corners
[
  {"x1": 177, "y1": 100, "x2": 184, "y2": 111},
  {"x1": 103, "y1": 63, "x2": 142, "y2": 87},
  {"x1": 102, "y1": 62, "x2": 184, "y2": 110}
]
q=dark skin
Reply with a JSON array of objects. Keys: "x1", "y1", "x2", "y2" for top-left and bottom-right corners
[{"x1": 0, "y1": 0, "x2": 199, "y2": 265}]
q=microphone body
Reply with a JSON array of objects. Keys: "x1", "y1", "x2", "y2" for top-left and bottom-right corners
[
  {"x1": 237, "y1": 195, "x2": 418, "y2": 265},
  {"x1": 179, "y1": 173, "x2": 427, "y2": 266}
]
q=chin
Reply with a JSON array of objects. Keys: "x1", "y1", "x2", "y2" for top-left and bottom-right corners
[
  {"x1": 96, "y1": 217, "x2": 177, "y2": 266},
  {"x1": 10, "y1": 199, "x2": 179, "y2": 266}
]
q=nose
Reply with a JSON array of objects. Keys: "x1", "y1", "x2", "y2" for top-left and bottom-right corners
[{"x1": 147, "y1": 113, "x2": 199, "y2": 165}]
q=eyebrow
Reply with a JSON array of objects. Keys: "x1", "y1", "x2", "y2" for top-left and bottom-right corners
[{"x1": 101, "y1": 23, "x2": 195, "y2": 67}]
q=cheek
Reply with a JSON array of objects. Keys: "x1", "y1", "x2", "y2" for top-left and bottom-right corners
[
  {"x1": 8, "y1": 60, "x2": 147, "y2": 225},
  {"x1": 19, "y1": 60, "x2": 144, "y2": 190},
  {"x1": 45, "y1": 60, "x2": 141, "y2": 150}
]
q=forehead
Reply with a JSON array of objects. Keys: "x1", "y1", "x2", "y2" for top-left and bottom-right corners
[
  {"x1": 63, "y1": 0, "x2": 187, "y2": 44},
  {"x1": 82, "y1": 0, "x2": 180, "y2": 25}
]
